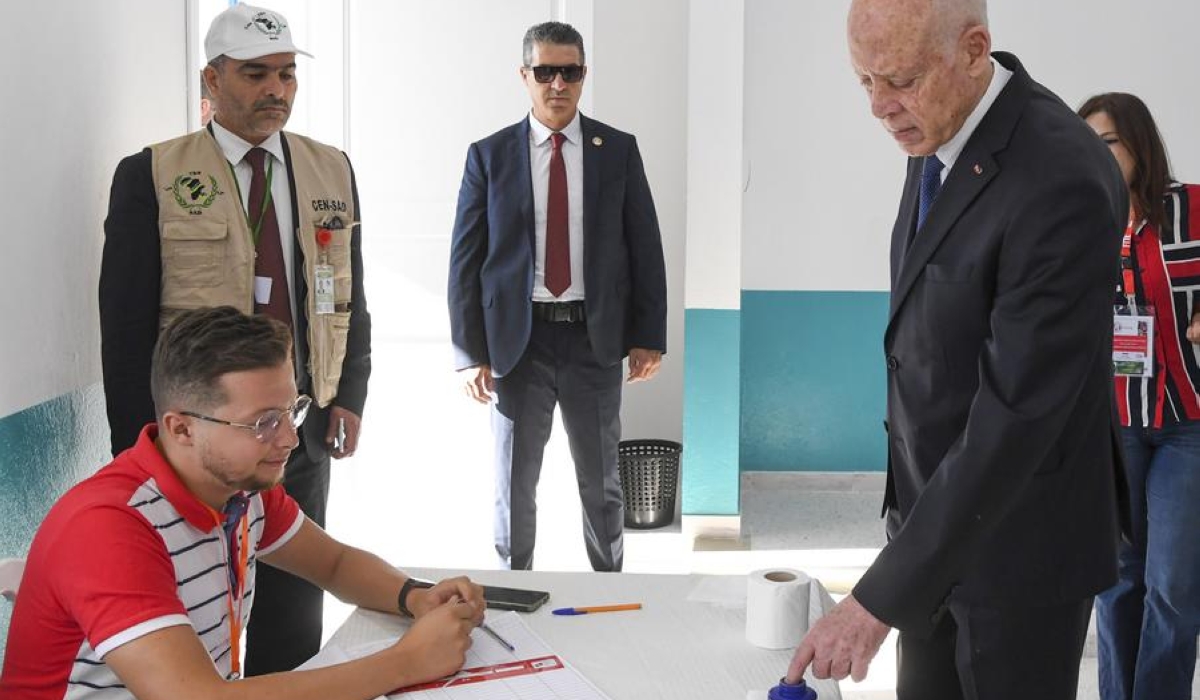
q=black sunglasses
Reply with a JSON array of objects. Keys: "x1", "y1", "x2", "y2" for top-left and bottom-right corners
[{"x1": 527, "y1": 64, "x2": 585, "y2": 84}]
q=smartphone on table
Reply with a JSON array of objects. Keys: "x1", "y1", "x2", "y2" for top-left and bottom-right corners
[{"x1": 482, "y1": 585, "x2": 550, "y2": 613}]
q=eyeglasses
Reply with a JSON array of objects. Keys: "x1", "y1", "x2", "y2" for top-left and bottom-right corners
[
  {"x1": 526, "y1": 64, "x2": 585, "y2": 84},
  {"x1": 182, "y1": 395, "x2": 312, "y2": 443}
]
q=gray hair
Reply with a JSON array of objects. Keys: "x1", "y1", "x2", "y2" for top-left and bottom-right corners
[
  {"x1": 522, "y1": 22, "x2": 586, "y2": 66},
  {"x1": 933, "y1": 0, "x2": 988, "y2": 49}
]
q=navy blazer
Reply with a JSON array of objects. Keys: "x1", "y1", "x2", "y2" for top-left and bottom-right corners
[
  {"x1": 448, "y1": 115, "x2": 667, "y2": 377},
  {"x1": 852, "y1": 53, "x2": 1129, "y2": 636}
]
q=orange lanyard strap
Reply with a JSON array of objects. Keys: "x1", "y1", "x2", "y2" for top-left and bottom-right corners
[
  {"x1": 1120, "y1": 219, "x2": 1139, "y2": 308},
  {"x1": 1118, "y1": 217, "x2": 1137, "y2": 307},
  {"x1": 204, "y1": 497, "x2": 251, "y2": 679}
]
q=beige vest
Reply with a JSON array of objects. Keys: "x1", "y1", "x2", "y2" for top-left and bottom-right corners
[{"x1": 150, "y1": 129, "x2": 357, "y2": 407}]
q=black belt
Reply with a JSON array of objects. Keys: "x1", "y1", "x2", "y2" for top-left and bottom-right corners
[{"x1": 532, "y1": 300, "x2": 586, "y2": 323}]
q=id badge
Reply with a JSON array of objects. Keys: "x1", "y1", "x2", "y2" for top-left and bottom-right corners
[
  {"x1": 1113, "y1": 305, "x2": 1155, "y2": 378},
  {"x1": 254, "y1": 276, "x2": 273, "y2": 305},
  {"x1": 314, "y1": 264, "x2": 335, "y2": 315}
]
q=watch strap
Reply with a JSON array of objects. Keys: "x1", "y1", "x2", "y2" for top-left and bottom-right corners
[{"x1": 397, "y1": 577, "x2": 435, "y2": 617}]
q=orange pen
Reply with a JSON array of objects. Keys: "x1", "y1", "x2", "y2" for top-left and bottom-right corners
[{"x1": 551, "y1": 603, "x2": 642, "y2": 616}]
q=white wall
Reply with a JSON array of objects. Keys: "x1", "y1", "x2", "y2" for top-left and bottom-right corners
[
  {"x1": 742, "y1": 0, "x2": 1200, "y2": 294},
  {"x1": 686, "y1": 0, "x2": 744, "y2": 311},
  {"x1": 743, "y1": 0, "x2": 894, "y2": 293},
  {"x1": 0, "y1": 0, "x2": 188, "y2": 416}
]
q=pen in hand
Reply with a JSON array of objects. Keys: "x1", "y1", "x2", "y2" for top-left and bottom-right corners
[
  {"x1": 450, "y1": 595, "x2": 515, "y2": 652},
  {"x1": 478, "y1": 620, "x2": 515, "y2": 652}
]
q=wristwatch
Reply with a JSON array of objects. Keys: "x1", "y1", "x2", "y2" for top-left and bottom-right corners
[{"x1": 397, "y1": 577, "x2": 434, "y2": 617}]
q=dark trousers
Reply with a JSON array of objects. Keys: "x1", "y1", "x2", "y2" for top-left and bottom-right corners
[
  {"x1": 897, "y1": 596, "x2": 1093, "y2": 700},
  {"x1": 244, "y1": 430, "x2": 330, "y2": 675},
  {"x1": 491, "y1": 318, "x2": 624, "y2": 571}
]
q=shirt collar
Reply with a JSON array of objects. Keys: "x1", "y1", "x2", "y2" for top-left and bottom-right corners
[
  {"x1": 210, "y1": 118, "x2": 286, "y2": 168},
  {"x1": 128, "y1": 424, "x2": 232, "y2": 531},
  {"x1": 935, "y1": 58, "x2": 1012, "y2": 178},
  {"x1": 528, "y1": 110, "x2": 582, "y2": 147}
]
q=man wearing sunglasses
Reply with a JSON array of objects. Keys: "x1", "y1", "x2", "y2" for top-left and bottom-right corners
[
  {"x1": 99, "y1": 3, "x2": 372, "y2": 674},
  {"x1": 448, "y1": 22, "x2": 667, "y2": 572},
  {"x1": 2, "y1": 307, "x2": 482, "y2": 699}
]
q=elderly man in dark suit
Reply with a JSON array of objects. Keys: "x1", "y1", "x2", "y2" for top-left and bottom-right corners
[
  {"x1": 448, "y1": 21, "x2": 667, "y2": 573},
  {"x1": 786, "y1": 1, "x2": 1128, "y2": 698}
]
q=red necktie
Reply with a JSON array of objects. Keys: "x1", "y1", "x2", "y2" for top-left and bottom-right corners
[
  {"x1": 245, "y1": 148, "x2": 292, "y2": 327},
  {"x1": 544, "y1": 132, "x2": 570, "y2": 297}
]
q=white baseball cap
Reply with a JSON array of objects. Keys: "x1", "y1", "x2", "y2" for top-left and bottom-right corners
[{"x1": 204, "y1": 3, "x2": 312, "y2": 63}]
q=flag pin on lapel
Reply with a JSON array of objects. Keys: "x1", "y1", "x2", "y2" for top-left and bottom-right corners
[
  {"x1": 973, "y1": 164, "x2": 983, "y2": 175},
  {"x1": 592, "y1": 136, "x2": 603, "y2": 147}
]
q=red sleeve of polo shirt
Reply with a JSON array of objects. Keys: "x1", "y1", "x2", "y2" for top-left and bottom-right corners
[
  {"x1": 50, "y1": 504, "x2": 186, "y2": 653},
  {"x1": 258, "y1": 484, "x2": 302, "y2": 551}
]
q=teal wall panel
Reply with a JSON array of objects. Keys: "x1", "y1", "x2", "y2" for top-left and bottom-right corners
[
  {"x1": 0, "y1": 384, "x2": 109, "y2": 660},
  {"x1": 740, "y1": 291, "x2": 889, "y2": 472},
  {"x1": 681, "y1": 309, "x2": 740, "y2": 515}
]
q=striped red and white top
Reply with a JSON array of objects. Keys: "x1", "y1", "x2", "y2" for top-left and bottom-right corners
[
  {"x1": 0, "y1": 425, "x2": 302, "y2": 699},
  {"x1": 1115, "y1": 182, "x2": 1200, "y2": 428}
]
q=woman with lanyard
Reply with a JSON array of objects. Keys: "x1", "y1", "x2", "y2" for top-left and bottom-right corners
[{"x1": 1079, "y1": 92, "x2": 1200, "y2": 700}]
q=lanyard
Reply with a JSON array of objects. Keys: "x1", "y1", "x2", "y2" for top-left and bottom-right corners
[
  {"x1": 226, "y1": 157, "x2": 275, "y2": 248},
  {"x1": 1119, "y1": 218, "x2": 1140, "y2": 309},
  {"x1": 204, "y1": 500, "x2": 251, "y2": 680}
]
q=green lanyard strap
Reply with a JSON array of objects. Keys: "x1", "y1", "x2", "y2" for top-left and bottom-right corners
[{"x1": 227, "y1": 157, "x2": 275, "y2": 248}]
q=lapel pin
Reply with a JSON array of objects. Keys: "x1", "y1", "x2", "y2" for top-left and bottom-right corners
[
  {"x1": 592, "y1": 136, "x2": 603, "y2": 147},
  {"x1": 973, "y1": 164, "x2": 983, "y2": 175}
]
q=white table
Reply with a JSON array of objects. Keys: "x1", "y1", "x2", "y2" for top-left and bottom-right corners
[{"x1": 320, "y1": 568, "x2": 842, "y2": 700}]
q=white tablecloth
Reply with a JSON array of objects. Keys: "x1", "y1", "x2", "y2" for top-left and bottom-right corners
[{"x1": 318, "y1": 568, "x2": 842, "y2": 700}]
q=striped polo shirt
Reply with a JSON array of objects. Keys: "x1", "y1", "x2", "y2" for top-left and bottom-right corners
[
  {"x1": 1115, "y1": 183, "x2": 1200, "y2": 428},
  {"x1": 0, "y1": 425, "x2": 302, "y2": 699}
]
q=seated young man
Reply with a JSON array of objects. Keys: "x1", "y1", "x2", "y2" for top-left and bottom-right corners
[{"x1": 0, "y1": 306, "x2": 485, "y2": 699}]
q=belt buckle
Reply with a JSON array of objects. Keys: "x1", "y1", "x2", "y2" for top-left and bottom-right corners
[{"x1": 535, "y1": 301, "x2": 581, "y2": 322}]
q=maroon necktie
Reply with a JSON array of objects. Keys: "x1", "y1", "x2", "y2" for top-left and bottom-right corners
[
  {"x1": 544, "y1": 132, "x2": 570, "y2": 297},
  {"x1": 244, "y1": 147, "x2": 292, "y2": 327}
]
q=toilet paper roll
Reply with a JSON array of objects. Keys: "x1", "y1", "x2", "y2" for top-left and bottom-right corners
[{"x1": 745, "y1": 568, "x2": 811, "y2": 650}]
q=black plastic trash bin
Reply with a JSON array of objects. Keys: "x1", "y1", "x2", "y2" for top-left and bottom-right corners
[{"x1": 618, "y1": 439, "x2": 682, "y2": 529}]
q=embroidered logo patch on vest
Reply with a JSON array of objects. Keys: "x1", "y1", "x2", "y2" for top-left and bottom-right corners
[{"x1": 166, "y1": 172, "x2": 223, "y2": 214}]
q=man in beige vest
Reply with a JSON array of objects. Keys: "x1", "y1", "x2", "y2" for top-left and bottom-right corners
[{"x1": 99, "y1": 3, "x2": 371, "y2": 674}]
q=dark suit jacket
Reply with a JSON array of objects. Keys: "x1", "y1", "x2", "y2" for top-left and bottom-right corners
[
  {"x1": 99, "y1": 132, "x2": 371, "y2": 459},
  {"x1": 448, "y1": 114, "x2": 667, "y2": 377},
  {"x1": 853, "y1": 53, "x2": 1129, "y2": 637}
]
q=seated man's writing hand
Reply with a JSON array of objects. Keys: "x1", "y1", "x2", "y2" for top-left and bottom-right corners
[{"x1": 394, "y1": 597, "x2": 479, "y2": 684}]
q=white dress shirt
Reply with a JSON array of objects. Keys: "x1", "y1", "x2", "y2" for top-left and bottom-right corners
[
  {"x1": 529, "y1": 111, "x2": 585, "y2": 302},
  {"x1": 935, "y1": 59, "x2": 1013, "y2": 183}
]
